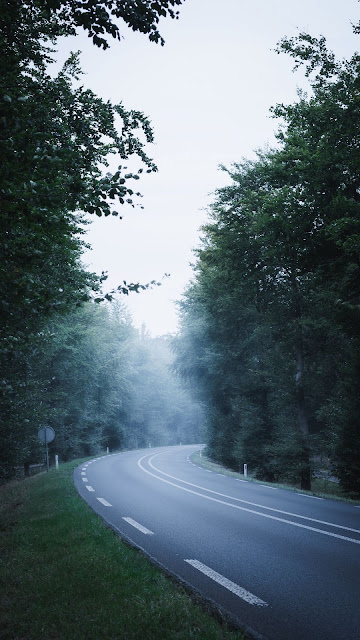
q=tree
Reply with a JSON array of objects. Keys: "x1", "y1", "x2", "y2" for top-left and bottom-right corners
[
  {"x1": 0, "y1": 48, "x2": 158, "y2": 472},
  {"x1": 42, "y1": 0, "x2": 185, "y2": 48},
  {"x1": 0, "y1": 0, "x2": 185, "y2": 477},
  {"x1": 273, "y1": 32, "x2": 360, "y2": 494},
  {"x1": 42, "y1": 302, "x2": 134, "y2": 459},
  {"x1": 174, "y1": 30, "x2": 360, "y2": 494},
  {"x1": 125, "y1": 331, "x2": 204, "y2": 449},
  {"x1": 0, "y1": 1, "x2": 186, "y2": 72}
]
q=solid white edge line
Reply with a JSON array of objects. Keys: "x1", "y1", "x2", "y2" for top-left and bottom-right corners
[
  {"x1": 296, "y1": 494, "x2": 323, "y2": 500},
  {"x1": 86, "y1": 486, "x2": 95, "y2": 492},
  {"x1": 137, "y1": 453, "x2": 360, "y2": 545},
  {"x1": 184, "y1": 559, "x2": 268, "y2": 607},
  {"x1": 122, "y1": 517, "x2": 154, "y2": 535},
  {"x1": 97, "y1": 498, "x2": 112, "y2": 506},
  {"x1": 144, "y1": 453, "x2": 360, "y2": 536},
  {"x1": 259, "y1": 485, "x2": 278, "y2": 490}
]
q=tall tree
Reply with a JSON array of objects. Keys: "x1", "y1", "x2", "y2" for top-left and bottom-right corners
[
  {"x1": 0, "y1": 0, "x2": 185, "y2": 477},
  {"x1": 175, "y1": 30, "x2": 360, "y2": 495}
]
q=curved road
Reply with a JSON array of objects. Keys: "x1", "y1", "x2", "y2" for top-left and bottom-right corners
[{"x1": 74, "y1": 445, "x2": 360, "y2": 640}]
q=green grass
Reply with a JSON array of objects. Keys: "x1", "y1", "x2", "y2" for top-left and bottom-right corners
[
  {"x1": 0, "y1": 460, "x2": 245, "y2": 640},
  {"x1": 192, "y1": 451, "x2": 360, "y2": 505}
]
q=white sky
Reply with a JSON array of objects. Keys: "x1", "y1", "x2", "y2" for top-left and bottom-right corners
[{"x1": 56, "y1": 0, "x2": 359, "y2": 335}]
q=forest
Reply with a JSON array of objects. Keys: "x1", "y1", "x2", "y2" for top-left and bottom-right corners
[
  {"x1": 1, "y1": 2, "x2": 360, "y2": 498},
  {"x1": 0, "y1": 0, "x2": 201, "y2": 479},
  {"x1": 2, "y1": 299, "x2": 203, "y2": 476},
  {"x1": 174, "y1": 32, "x2": 360, "y2": 497}
]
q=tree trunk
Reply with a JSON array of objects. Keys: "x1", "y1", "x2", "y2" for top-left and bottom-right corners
[
  {"x1": 292, "y1": 274, "x2": 311, "y2": 490},
  {"x1": 295, "y1": 338, "x2": 311, "y2": 490}
]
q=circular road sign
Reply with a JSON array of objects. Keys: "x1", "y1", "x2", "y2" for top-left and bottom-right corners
[{"x1": 38, "y1": 427, "x2": 55, "y2": 444}]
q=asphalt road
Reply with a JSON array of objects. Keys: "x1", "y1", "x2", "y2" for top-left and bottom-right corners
[{"x1": 74, "y1": 445, "x2": 360, "y2": 640}]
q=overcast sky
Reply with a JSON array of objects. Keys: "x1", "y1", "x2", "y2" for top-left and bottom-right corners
[{"x1": 57, "y1": 0, "x2": 359, "y2": 335}]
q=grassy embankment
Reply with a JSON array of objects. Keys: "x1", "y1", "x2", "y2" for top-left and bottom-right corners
[
  {"x1": 191, "y1": 451, "x2": 360, "y2": 504},
  {"x1": 0, "y1": 459, "x2": 245, "y2": 640}
]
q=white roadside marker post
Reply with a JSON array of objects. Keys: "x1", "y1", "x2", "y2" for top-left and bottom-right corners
[
  {"x1": 55, "y1": 455, "x2": 59, "y2": 470},
  {"x1": 244, "y1": 463, "x2": 248, "y2": 478}
]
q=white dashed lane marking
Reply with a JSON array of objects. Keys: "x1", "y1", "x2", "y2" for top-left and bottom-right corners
[
  {"x1": 296, "y1": 494, "x2": 324, "y2": 500},
  {"x1": 122, "y1": 517, "x2": 154, "y2": 535},
  {"x1": 97, "y1": 498, "x2": 112, "y2": 506},
  {"x1": 184, "y1": 559, "x2": 268, "y2": 607},
  {"x1": 82, "y1": 478, "x2": 88, "y2": 482},
  {"x1": 86, "y1": 486, "x2": 95, "y2": 492}
]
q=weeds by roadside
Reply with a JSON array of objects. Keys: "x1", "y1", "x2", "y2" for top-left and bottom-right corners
[
  {"x1": 0, "y1": 459, "x2": 245, "y2": 640},
  {"x1": 191, "y1": 451, "x2": 360, "y2": 505}
]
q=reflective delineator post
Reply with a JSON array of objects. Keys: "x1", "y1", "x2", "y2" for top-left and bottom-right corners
[
  {"x1": 45, "y1": 435, "x2": 49, "y2": 472},
  {"x1": 244, "y1": 463, "x2": 248, "y2": 477},
  {"x1": 55, "y1": 455, "x2": 59, "y2": 470}
]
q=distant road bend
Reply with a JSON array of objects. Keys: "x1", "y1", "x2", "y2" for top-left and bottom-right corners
[{"x1": 74, "y1": 445, "x2": 360, "y2": 640}]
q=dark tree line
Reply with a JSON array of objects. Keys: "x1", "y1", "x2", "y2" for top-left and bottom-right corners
[
  {"x1": 0, "y1": 0, "x2": 189, "y2": 478},
  {"x1": 174, "y1": 30, "x2": 360, "y2": 497},
  {"x1": 4, "y1": 302, "x2": 202, "y2": 475}
]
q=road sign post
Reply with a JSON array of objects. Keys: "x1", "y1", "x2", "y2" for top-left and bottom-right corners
[{"x1": 38, "y1": 427, "x2": 55, "y2": 472}]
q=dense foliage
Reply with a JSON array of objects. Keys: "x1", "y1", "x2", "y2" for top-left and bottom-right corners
[
  {"x1": 174, "y1": 32, "x2": 360, "y2": 497},
  {"x1": 1, "y1": 0, "x2": 185, "y2": 65},
  {"x1": 4, "y1": 302, "x2": 202, "y2": 475},
  {"x1": 0, "y1": 1, "x2": 189, "y2": 478}
]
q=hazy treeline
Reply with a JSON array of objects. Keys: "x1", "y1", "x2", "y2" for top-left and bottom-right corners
[
  {"x1": 0, "y1": 0, "x2": 193, "y2": 479},
  {"x1": 173, "y1": 31, "x2": 360, "y2": 498},
  {"x1": 1, "y1": 301, "x2": 203, "y2": 478}
]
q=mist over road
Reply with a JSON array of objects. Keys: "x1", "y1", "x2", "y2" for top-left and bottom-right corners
[{"x1": 74, "y1": 445, "x2": 360, "y2": 640}]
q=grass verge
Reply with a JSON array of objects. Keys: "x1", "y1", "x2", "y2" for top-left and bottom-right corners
[
  {"x1": 191, "y1": 451, "x2": 360, "y2": 505},
  {"x1": 0, "y1": 459, "x2": 245, "y2": 640}
]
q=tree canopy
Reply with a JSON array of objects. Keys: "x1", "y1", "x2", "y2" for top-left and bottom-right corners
[
  {"x1": 0, "y1": 0, "x2": 187, "y2": 478},
  {"x1": 174, "y1": 30, "x2": 360, "y2": 496},
  {"x1": 1, "y1": 0, "x2": 185, "y2": 67}
]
